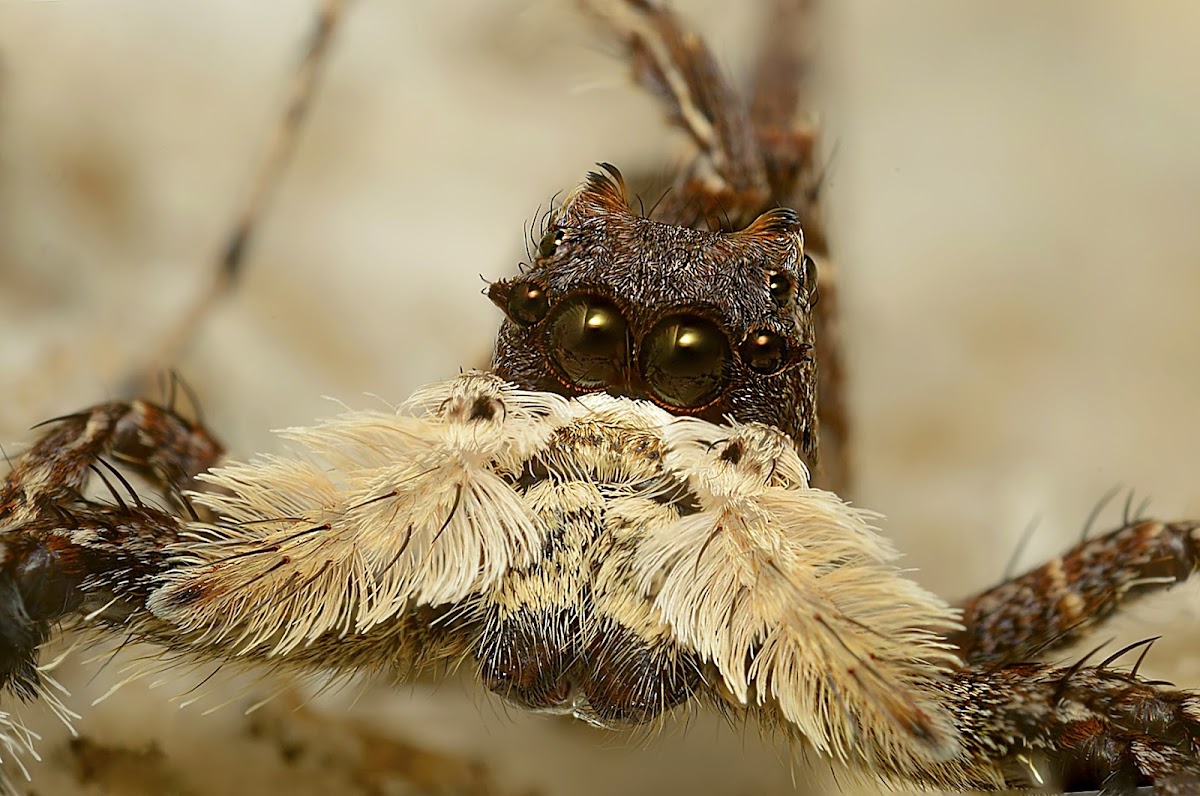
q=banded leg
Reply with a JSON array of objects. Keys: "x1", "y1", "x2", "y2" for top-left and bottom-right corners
[
  {"x1": 0, "y1": 399, "x2": 224, "y2": 698},
  {"x1": 952, "y1": 517, "x2": 1200, "y2": 666},
  {"x1": 123, "y1": 0, "x2": 349, "y2": 394},
  {"x1": 747, "y1": 0, "x2": 850, "y2": 495},
  {"x1": 580, "y1": 0, "x2": 771, "y2": 230},
  {"x1": 748, "y1": 0, "x2": 823, "y2": 244},
  {"x1": 582, "y1": 0, "x2": 825, "y2": 234},
  {"x1": 743, "y1": 656, "x2": 1200, "y2": 792},
  {"x1": 936, "y1": 663, "x2": 1200, "y2": 793}
]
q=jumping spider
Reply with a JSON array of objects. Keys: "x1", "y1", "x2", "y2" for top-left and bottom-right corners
[{"x1": 1, "y1": 2, "x2": 1198, "y2": 795}]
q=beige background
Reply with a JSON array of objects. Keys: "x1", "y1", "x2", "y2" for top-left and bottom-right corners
[{"x1": 1, "y1": 1, "x2": 1198, "y2": 794}]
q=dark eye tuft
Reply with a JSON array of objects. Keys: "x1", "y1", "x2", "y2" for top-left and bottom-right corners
[{"x1": 718, "y1": 439, "x2": 744, "y2": 465}]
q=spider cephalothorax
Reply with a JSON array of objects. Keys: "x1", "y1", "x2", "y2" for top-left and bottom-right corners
[{"x1": 488, "y1": 166, "x2": 820, "y2": 463}]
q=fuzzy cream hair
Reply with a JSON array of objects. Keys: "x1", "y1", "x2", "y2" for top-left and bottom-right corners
[
  {"x1": 638, "y1": 418, "x2": 962, "y2": 765},
  {"x1": 149, "y1": 375, "x2": 573, "y2": 655},
  {"x1": 137, "y1": 373, "x2": 967, "y2": 776}
]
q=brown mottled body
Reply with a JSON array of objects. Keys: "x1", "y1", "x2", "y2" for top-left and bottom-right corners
[
  {"x1": 481, "y1": 405, "x2": 705, "y2": 723},
  {"x1": 480, "y1": 414, "x2": 703, "y2": 724}
]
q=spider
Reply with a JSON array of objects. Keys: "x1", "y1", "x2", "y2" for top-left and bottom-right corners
[{"x1": 2, "y1": 1, "x2": 1200, "y2": 796}]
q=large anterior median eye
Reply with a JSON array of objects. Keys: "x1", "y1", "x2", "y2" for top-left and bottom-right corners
[
  {"x1": 639, "y1": 315, "x2": 730, "y2": 408},
  {"x1": 547, "y1": 296, "x2": 629, "y2": 390}
]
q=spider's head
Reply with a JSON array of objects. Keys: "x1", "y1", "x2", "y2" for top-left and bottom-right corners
[{"x1": 488, "y1": 165, "x2": 819, "y2": 461}]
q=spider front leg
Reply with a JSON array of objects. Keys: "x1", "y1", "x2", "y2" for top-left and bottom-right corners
[
  {"x1": 941, "y1": 513, "x2": 1200, "y2": 791},
  {"x1": 0, "y1": 387, "x2": 500, "y2": 791},
  {"x1": 2, "y1": 396, "x2": 224, "y2": 519},
  {"x1": 939, "y1": 509, "x2": 1200, "y2": 791}
]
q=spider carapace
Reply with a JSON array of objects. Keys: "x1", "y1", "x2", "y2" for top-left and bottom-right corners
[{"x1": 489, "y1": 167, "x2": 819, "y2": 461}]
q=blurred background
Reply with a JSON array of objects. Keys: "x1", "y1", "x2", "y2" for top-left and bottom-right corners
[{"x1": 1, "y1": 1, "x2": 1198, "y2": 793}]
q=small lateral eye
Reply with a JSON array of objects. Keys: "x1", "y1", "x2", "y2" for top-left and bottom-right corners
[
  {"x1": 507, "y1": 281, "x2": 549, "y2": 326},
  {"x1": 767, "y1": 270, "x2": 796, "y2": 307},
  {"x1": 538, "y1": 227, "x2": 566, "y2": 259},
  {"x1": 740, "y1": 329, "x2": 788, "y2": 374}
]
